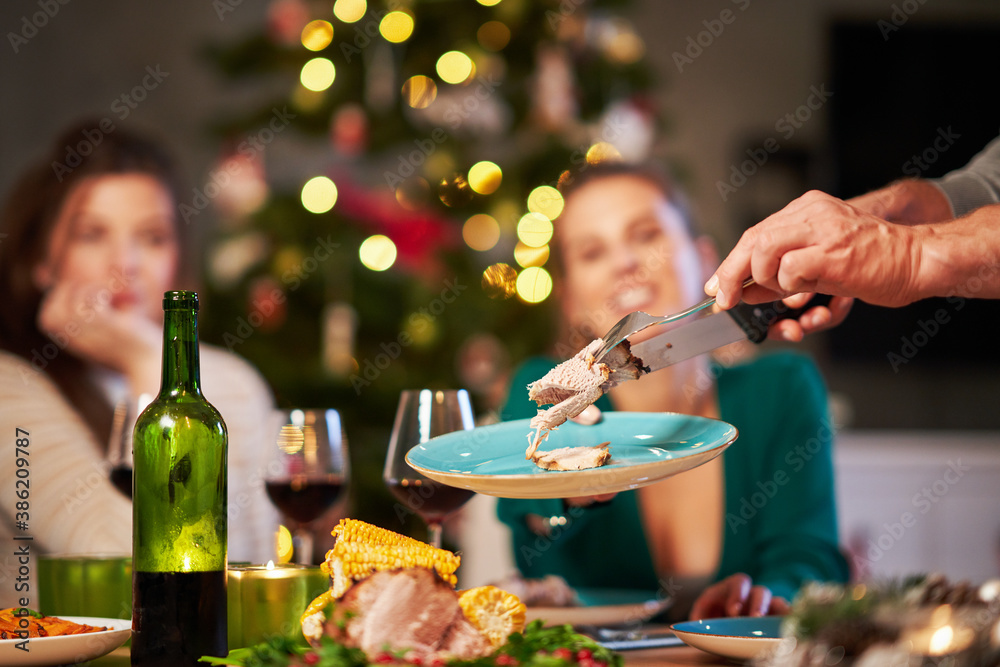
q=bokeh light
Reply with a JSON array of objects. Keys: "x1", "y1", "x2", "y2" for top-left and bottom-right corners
[
  {"x1": 514, "y1": 242, "x2": 549, "y2": 268},
  {"x1": 395, "y1": 176, "x2": 430, "y2": 210},
  {"x1": 436, "y1": 51, "x2": 474, "y2": 84},
  {"x1": 516, "y1": 267, "x2": 553, "y2": 303},
  {"x1": 601, "y1": 19, "x2": 645, "y2": 64},
  {"x1": 482, "y1": 263, "x2": 517, "y2": 299},
  {"x1": 402, "y1": 75, "x2": 437, "y2": 109},
  {"x1": 276, "y1": 525, "x2": 294, "y2": 563},
  {"x1": 359, "y1": 235, "x2": 397, "y2": 271},
  {"x1": 379, "y1": 11, "x2": 414, "y2": 43},
  {"x1": 476, "y1": 0, "x2": 502, "y2": 5},
  {"x1": 301, "y1": 20, "x2": 333, "y2": 51},
  {"x1": 477, "y1": 21, "x2": 511, "y2": 51},
  {"x1": 517, "y1": 212, "x2": 553, "y2": 247},
  {"x1": 527, "y1": 185, "x2": 564, "y2": 220},
  {"x1": 463, "y1": 214, "x2": 501, "y2": 251},
  {"x1": 467, "y1": 161, "x2": 502, "y2": 195},
  {"x1": 586, "y1": 141, "x2": 622, "y2": 164},
  {"x1": 438, "y1": 173, "x2": 474, "y2": 207},
  {"x1": 333, "y1": 0, "x2": 366, "y2": 23},
  {"x1": 300, "y1": 57, "x2": 336, "y2": 91},
  {"x1": 301, "y1": 176, "x2": 338, "y2": 213}
]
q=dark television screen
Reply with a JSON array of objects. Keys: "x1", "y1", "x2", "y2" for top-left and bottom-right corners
[{"x1": 826, "y1": 20, "x2": 1000, "y2": 367}]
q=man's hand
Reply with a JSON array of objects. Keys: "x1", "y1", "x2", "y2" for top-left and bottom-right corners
[
  {"x1": 706, "y1": 190, "x2": 926, "y2": 311},
  {"x1": 689, "y1": 573, "x2": 790, "y2": 620}
]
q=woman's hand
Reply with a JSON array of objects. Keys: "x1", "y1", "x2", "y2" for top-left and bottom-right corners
[
  {"x1": 689, "y1": 573, "x2": 790, "y2": 619},
  {"x1": 37, "y1": 279, "x2": 162, "y2": 394}
]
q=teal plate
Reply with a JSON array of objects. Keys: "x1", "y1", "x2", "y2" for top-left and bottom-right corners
[
  {"x1": 671, "y1": 616, "x2": 784, "y2": 660},
  {"x1": 405, "y1": 412, "x2": 737, "y2": 499}
]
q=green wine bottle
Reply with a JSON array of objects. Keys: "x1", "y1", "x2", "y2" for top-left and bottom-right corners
[{"x1": 131, "y1": 291, "x2": 227, "y2": 666}]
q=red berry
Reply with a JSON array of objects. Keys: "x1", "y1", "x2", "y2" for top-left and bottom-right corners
[
  {"x1": 576, "y1": 649, "x2": 593, "y2": 661},
  {"x1": 303, "y1": 653, "x2": 320, "y2": 666},
  {"x1": 409, "y1": 658, "x2": 423, "y2": 666},
  {"x1": 551, "y1": 647, "x2": 574, "y2": 661},
  {"x1": 578, "y1": 660, "x2": 596, "y2": 667},
  {"x1": 430, "y1": 658, "x2": 447, "y2": 667},
  {"x1": 375, "y1": 652, "x2": 395, "y2": 664},
  {"x1": 495, "y1": 654, "x2": 519, "y2": 666}
]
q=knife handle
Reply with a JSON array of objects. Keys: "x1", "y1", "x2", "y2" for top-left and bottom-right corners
[{"x1": 725, "y1": 300, "x2": 797, "y2": 344}]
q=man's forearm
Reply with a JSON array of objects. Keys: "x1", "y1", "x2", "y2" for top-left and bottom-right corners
[
  {"x1": 849, "y1": 179, "x2": 953, "y2": 225},
  {"x1": 917, "y1": 204, "x2": 1000, "y2": 300}
]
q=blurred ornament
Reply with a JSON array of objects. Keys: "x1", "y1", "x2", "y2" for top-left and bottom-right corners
[
  {"x1": 208, "y1": 232, "x2": 269, "y2": 289},
  {"x1": 211, "y1": 151, "x2": 269, "y2": 222},
  {"x1": 301, "y1": 19, "x2": 333, "y2": 51},
  {"x1": 531, "y1": 45, "x2": 577, "y2": 132},
  {"x1": 477, "y1": 21, "x2": 510, "y2": 52},
  {"x1": 591, "y1": 16, "x2": 645, "y2": 64},
  {"x1": 482, "y1": 262, "x2": 517, "y2": 299},
  {"x1": 599, "y1": 99, "x2": 655, "y2": 162},
  {"x1": 438, "y1": 173, "x2": 474, "y2": 207},
  {"x1": 322, "y1": 302, "x2": 357, "y2": 376},
  {"x1": 394, "y1": 176, "x2": 431, "y2": 210},
  {"x1": 267, "y1": 0, "x2": 310, "y2": 46},
  {"x1": 248, "y1": 276, "x2": 287, "y2": 331},
  {"x1": 463, "y1": 214, "x2": 501, "y2": 252},
  {"x1": 330, "y1": 103, "x2": 368, "y2": 156}
]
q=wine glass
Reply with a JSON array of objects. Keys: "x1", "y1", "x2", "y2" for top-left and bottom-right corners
[
  {"x1": 383, "y1": 389, "x2": 476, "y2": 548},
  {"x1": 106, "y1": 393, "x2": 153, "y2": 498},
  {"x1": 264, "y1": 409, "x2": 349, "y2": 564}
]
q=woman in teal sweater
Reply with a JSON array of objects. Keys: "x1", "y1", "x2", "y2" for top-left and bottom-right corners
[{"x1": 496, "y1": 163, "x2": 848, "y2": 619}]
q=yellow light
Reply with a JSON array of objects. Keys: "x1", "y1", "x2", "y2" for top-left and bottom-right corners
[
  {"x1": 477, "y1": 20, "x2": 511, "y2": 51},
  {"x1": 517, "y1": 212, "x2": 553, "y2": 247},
  {"x1": 514, "y1": 241, "x2": 549, "y2": 268},
  {"x1": 402, "y1": 75, "x2": 437, "y2": 109},
  {"x1": 516, "y1": 267, "x2": 553, "y2": 303},
  {"x1": 928, "y1": 625, "x2": 954, "y2": 656},
  {"x1": 468, "y1": 161, "x2": 502, "y2": 195},
  {"x1": 527, "y1": 185, "x2": 564, "y2": 220},
  {"x1": 463, "y1": 214, "x2": 501, "y2": 251},
  {"x1": 586, "y1": 141, "x2": 622, "y2": 164},
  {"x1": 301, "y1": 20, "x2": 333, "y2": 51},
  {"x1": 379, "y1": 11, "x2": 414, "y2": 43},
  {"x1": 300, "y1": 57, "x2": 336, "y2": 92},
  {"x1": 301, "y1": 176, "x2": 338, "y2": 213},
  {"x1": 333, "y1": 0, "x2": 366, "y2": 23},
  {"x1": 477, "y1": 0, "x2": 502, "y2": 5},
  {"x1": 482, "y1": 263, "x2": 518, "y2": 299},
  {"x1": 436, "y1": 51, "x2": 474, "y2": 84},
  {"x1": 359, "y1": 235, "x2": 397, "y2": 271}
]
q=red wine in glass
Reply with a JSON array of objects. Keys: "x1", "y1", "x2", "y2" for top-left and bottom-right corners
[
  {"x1": 110, "y1": 465, "x2": 133, "y2": 498},
  {"x1": 265, "y1": 474, "x2": 345, "y2": 524},
  {"x1": 386, "y1": 478, "x2": 475, "y2": 526},
  {"x1": 383, "y1": 389, "x2": 477, "y2": 548}
]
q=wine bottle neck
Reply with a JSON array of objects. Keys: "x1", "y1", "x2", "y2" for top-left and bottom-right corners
[{"x1": 160, "y1": 307, "x2": 202, "y2": 396}]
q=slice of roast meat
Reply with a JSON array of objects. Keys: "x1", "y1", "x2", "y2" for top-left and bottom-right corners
[
  {"x1": 530, "y1": 441, "x2": 611, "y2": 471},
  {"x1": 525, "y1": 339, "x2": 646, "y2": 458}
]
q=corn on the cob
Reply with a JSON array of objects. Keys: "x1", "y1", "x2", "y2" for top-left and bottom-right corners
[
  {"x1": 458, "y1": 585, "x2": 527, "y2": 648},
  {"x1": 325, "y1": 518, "x2": 461, "y2": 597}
]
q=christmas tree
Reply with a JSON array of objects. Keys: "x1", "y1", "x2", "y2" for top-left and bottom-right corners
[{"x1": 200, "y1": 0, "x2": 663, "y2": 534}]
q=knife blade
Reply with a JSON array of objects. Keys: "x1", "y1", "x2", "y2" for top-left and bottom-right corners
[{"x1": 629, "y1": 301, "x2": 784, "y2": 372}]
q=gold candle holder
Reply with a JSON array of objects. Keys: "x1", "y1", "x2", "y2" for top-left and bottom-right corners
[{"x1": 227, "y1": 562, "x2": 330, "y2": 649}]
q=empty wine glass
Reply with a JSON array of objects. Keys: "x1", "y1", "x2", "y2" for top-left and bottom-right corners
[
  {"x1": 264, "y1": 409, "x2": 349, "y2": 564},
  {"x1": 383, "y1": 389, "x2": 476, "y2": 548},
  {"x1": 106, "y1": 393, "x2": 153, "y2": 498}
]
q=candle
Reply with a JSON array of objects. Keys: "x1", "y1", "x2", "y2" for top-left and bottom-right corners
[{"x1": 227, "y1": 562, "x2": 330, "y2": 649}]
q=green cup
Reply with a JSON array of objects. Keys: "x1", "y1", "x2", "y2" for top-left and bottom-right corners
[
  {"x1": 37, "y1": 554, "x2": 132, "y2": 620},
  {"x1": 227, "y1": 564, "x2": 330, "y2": 649}
]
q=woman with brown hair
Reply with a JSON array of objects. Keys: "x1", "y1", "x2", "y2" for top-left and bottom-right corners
[{"x1": 0, "y1": 121, "x2": 277, "y2": 602}]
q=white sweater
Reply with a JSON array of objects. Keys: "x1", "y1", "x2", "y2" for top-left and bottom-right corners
[{"x1": 0, "y1": 346, "x2": 280, "y2": 607}]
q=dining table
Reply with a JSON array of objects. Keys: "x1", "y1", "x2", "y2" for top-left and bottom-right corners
[{"x1": 88, "y1": 645, "x2": 734, "y2": 666}]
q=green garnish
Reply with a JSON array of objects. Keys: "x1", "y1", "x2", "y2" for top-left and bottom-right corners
[{"x1": 200, "y1": 621, "x2": 621, "y2": 666}]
